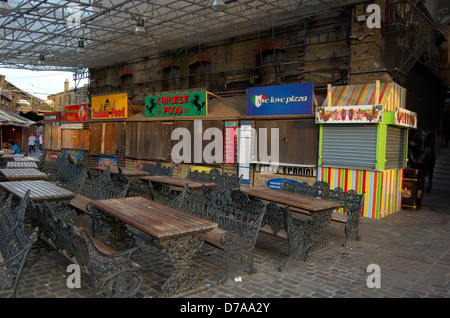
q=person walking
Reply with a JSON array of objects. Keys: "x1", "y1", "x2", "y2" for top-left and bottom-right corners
[
  {"x1": 38, "y1": 132, "x2": 43, "y2": 151},
  {"x1": 28, "y1": 133, "x2": 36, "y2": 153}
]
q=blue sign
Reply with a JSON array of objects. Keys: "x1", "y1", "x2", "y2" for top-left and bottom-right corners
[
  {"x1": 266, "y1": 178, "x2": 301, "y2": 190},
  {"x1": 247, "y1": 82, "x2": 313, "y2": 116},
  {"x1": 62, "y1": 149, "x2": 83, "y2": 161}
]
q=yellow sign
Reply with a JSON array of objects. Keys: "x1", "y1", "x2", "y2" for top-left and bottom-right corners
[
  {"x1": 91, "y1": 93, "x2": 128, "y2": 119},
  {"x1": 190, "y1": 166, "x2": 212, "y2": 173}
]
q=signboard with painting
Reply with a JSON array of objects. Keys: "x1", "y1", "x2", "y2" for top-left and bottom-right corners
[
  {"x1": 98, "y1": 156, "x2": 117, "y2": 167},
  {"x1": 315, "y1": 105, "x2": 383, "y2": 124},
  {"x1": 247, "y1": 82, "x2": 313, "y2": 116},
  {"x1": 65, "y1": 104, "x2": 87, "y2": 122},
  {"x1": 145, "y1": 91, "x2": 208, "y2": 117},
  {"x1": 91, "y1": 93, "x2": 128, "y2": 119}
]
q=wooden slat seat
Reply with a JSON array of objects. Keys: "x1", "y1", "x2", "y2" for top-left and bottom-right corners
[
  {"x1": 69, "y1": 194, "x2": 91, "y2": 215},
  {"x1": 203, "y1": 228, "x2": 227, "y2": 250}
]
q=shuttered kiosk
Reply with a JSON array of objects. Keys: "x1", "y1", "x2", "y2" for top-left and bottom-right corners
[{"x1": 315, "y1": 81, "x2": 417, "y2": 219}]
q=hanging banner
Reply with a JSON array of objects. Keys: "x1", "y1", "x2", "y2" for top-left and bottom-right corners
[
  {"x1": 394, "y1": 107, "x2": 417, "y2": 128},
  {"x1": 315, "y1": 105, "x2": 383, "y2": 124},
  {"x1": 64, "y1": 104, "x2": 87, "y2": 122},
  {"x1": 224, "y1": 122, "x2": 237, "y2": 164},
  {"x1": 91, "y1": 93, "x2": 128, "y2": 119},
  {"x1": 238, "y1": 122, "x2": 253, "y2": 185},
  {"x1": 247, "y1": 82, "x2": 313, "y2": 116},
  {"x1": 145, "y1": 91, "x2": 208, "y2": 117}
]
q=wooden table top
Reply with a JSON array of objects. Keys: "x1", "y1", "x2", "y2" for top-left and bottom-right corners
[
  {"x1": 0, "y1": 180, "x2": 76, "y2": 201},
  {"x1": 95, "y1": 166, "x2": 148, "y2": 177},
  {"x1": 140, "y1": 175, "x2": 218, "y2": 190},
  {"x1": 13, "y1": 157, "x2": 39, "y2": 162},
  {"x1": 90, "y1": 196, "x2": 218, "y2": 239},
  {"x1": 6, "y1": 161, "x2": 38, "y2": 169},
  {"x1": 242, "y1": 186, "x2": 340, "y2": 212},
  {"x1": 0, "y1": 168, "x2": 47, "y2": 181},
  {"x1": 1, "y1": 154, "x2": 24, "y2": 161}
]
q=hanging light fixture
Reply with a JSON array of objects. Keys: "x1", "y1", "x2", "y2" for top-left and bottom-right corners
[
  {"x1": 135, "y1": 18, "x2": 145, "y2": 35},
  {"x1": 212, "y1": 0, "x2": 226, "y2": 11},
  {"x1": 77, "y1": 40, "x2": 86, "y2": 55},
  {"x1": 38, "y1": 54, "x2": 45, "y2": 65}
]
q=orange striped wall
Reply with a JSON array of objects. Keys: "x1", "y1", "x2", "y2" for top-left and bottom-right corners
[
  {"x1": 324, "y1": 82, "x2": 407, "y2": 111},
  {"x1": 318, "y1": 167, "x2": 403, "y2": 219}
]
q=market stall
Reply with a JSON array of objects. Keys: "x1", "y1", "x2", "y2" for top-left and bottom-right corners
[{"x1": 315, "y1": 81, "x2": 417, "y2": 219}]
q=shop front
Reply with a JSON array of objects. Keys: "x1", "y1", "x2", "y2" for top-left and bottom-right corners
[{"x1": 315, "y1": 81, "x2": 417, "y2": 219}]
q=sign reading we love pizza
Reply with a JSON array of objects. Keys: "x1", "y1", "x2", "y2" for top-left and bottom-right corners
[{"x1": 246, "y1": 82, "x2": 313, "y2": 116}]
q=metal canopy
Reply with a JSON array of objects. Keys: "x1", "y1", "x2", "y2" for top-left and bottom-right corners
[
  {"x1": 0, "y1": 0, "x2": 445, "y2": 72},
  {"x1": 0, "y1": 0, "x2": 372, "y2": 72}
]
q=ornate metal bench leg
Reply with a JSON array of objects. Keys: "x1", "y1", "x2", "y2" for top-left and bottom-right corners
[
  {"x1": 308, "y1": 210, "x2": 332, "y2": 252},
  {"x1": 280, "y1": 221, "x2": 312, "y2": 272},
  {"x1": 218, "y1": 245, "x2": 257, "y2": 285},
  {"x1": 158, "y1": 232, "x2": 206, "y2": 297},
  {"x1": 343, "y1": 213, "x2": 361, "y2": 247}
]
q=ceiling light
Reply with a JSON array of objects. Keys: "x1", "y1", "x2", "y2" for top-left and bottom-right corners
[
  {"x1": 77, "y1": 40, "x2": 86, "y2": 55},
  {"x1": 38, "y1": 54, "x2": 45, "y2": 65},
  {"x1": 212, "y1": 0, "x2": 226, "y2": 11},
  {"x1": 135, "y1": 19, "x2": 145, "y2": 35},
  {"x1": 0, "y1": 0, "x2": 11, "y2": 15}
]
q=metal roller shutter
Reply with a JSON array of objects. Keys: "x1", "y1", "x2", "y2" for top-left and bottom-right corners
[
  {"x1": 385, "y1": 126, "x2": 407, "y2": 170},
  {"x1": 322, "y1": 124, "x2": 377, "y2": 170}
]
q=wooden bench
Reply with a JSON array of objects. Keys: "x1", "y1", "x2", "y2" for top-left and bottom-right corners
[
  {"x1": 68, "y1": 170, "x2": 130, "y2": 235},
  {"x1": 40, "y1": 153, "x2": 66, "y2": 181},
  {"x1": 176, "y1": 185, "x2": 266, "y2": 284},
  {"x1": 139, "y1": 162, "x2": 173, "y2": 176},
  {"x1": 27, "y1": 199, "x2": 143, "y2": 298},
  {"x1": 56, "y1": 160, "x2": 88, "y2": 193},
  {"x1": 281, "y1": 179, "x2": 365, "y2": 247},
  {"x1": 0, "y1": 192, "x2": 38, "y2": 298},
  {"x1": 110, "y1": 167, "x2": 154, "y2": 201},
  {"x1": 186, "y1": 168, "x2": 242, "y2": 191}
]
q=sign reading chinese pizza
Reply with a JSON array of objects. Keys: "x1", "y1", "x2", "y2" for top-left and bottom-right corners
[
  {"x1": 91, "y1": 93, "x2": 128, "y2": 119},
  {"x1": 145, "y1": 91, "x2": 207, "y2": 117}
]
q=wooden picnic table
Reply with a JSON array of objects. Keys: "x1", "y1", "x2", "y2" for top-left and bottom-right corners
[
  {"x1": 95, "y1": 166, "x2": 148, "y2": 177},
  {"x1": 6, "y1": 161, "x2": 38, "y2": 169},
  {"x1": 140, "y1": 175, "x2": 218, "y2": 190},
  {"x1": 242, "y1": 186, "x2": 340, "y2": 212},
  {"x1": 90, "y1": 196, "x2": 218, "y2": 297},
  {"x1": 242, "y1": 186, "x2": 340, "y2": 269},
  {"x1": 13, "y1": 157, "x2": 39, "y2": 162},
  {"x1": 1, "y1": 154, "x2": 24, "y2": 161},
  {"x1": 0, "y1": 180, "x2": 76, "y2": 215},
  {"x1": 0, "y1": 168, "x2": 47, "y2": 181}
]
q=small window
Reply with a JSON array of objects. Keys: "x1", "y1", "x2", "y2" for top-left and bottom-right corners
[
  {"x1": 190, "y1": 61, "x2": 210, "y2": 89},
  {"x1": 258, "y1": 49, "x2": 286, "y2": 84},
  {"x1": 162, "y1": 65, "x2": 180, "y2": 91},
  {"x1": 120, "y1": 74, "x2": 133, "y2": 88}
]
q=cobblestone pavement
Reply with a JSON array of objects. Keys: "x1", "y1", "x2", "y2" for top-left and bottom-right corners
[{"x1": 12, "y1": 188, "x2": 450, "y2": 301}]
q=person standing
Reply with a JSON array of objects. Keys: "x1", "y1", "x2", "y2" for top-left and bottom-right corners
[
  {"x1": 28, "y1": 133, "x2": 36, "y2": 153},
  {"x1": 38, "y1": 132, "x2": 43, "y2": 151}
]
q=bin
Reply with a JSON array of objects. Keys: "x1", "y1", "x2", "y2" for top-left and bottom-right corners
[{"x1": 401, "y1": 168, "x2": 424, "y2": 210}]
